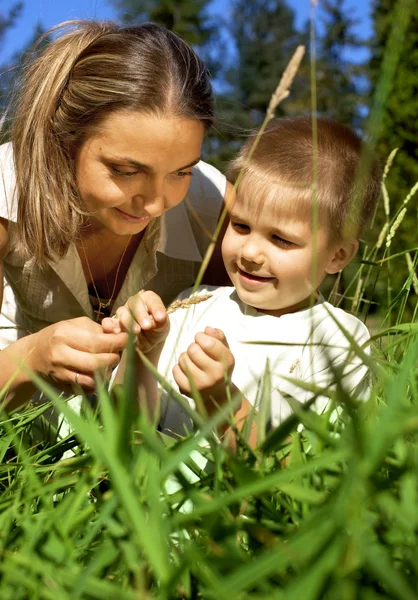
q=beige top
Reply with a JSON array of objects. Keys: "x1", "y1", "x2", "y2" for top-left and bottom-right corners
[{"x1": 0, "y1": 142, "x2": 226, "y2": 349}]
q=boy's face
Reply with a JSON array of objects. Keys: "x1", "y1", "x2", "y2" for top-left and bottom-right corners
[{"x1": 221, "y1": 188, "x2": 343, "y2": 316}]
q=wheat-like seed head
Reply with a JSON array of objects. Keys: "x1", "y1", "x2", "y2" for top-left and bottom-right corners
[
  {"x1": 265, "y1": 45, "x2": 305, "y2": 122},
  {"x1": 167, "y1": 293, "x2": 213, "y2": 314}
]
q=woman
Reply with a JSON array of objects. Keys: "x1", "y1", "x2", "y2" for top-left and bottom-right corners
[{"x1": 0, "y1": 21, "x2": 231, "y2": 409}]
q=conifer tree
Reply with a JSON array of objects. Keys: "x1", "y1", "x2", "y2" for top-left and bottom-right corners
[
  {"x1": 367, "y1": 0, "x2": 417, "y2": 318},
  {"x1": 0, "y1": 2, "x2": 23, "y2": 116},
  {"x1": 315, "y1": 0, "x2": 366, "y2": 128},
  {"x1": 112, "y1": 0, "x2": 222, "y2": 76},
  {"x1": 369, "y1": 0, "x2": 418, "y2": 206}
]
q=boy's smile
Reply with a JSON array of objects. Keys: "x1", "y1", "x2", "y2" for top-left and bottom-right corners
[{"x1": 221, "y1": 187, "x2": 344, "y2": 317}]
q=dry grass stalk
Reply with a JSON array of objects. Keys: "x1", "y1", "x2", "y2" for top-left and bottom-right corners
[
  {"x1": 188, "y1": 42, "x2": 305, "y2": 296},
  {"x1": 381, "y1": 182, "x2": 390, "y2": 218},
  {"x1": 352, "y1": 277, "x2": 363, "y2": 312},
  {"x1": 167, "y1": 293, "x2": 213, "y2": 314},
  {"x1": 406, "y1": 252, "x2": 418, "y2": 296},
  {"x1": 266, "y1": 45, "x2": 306, "y2": 122},
  {"x1": 382, "y1": 148, "x2": 399, "y2": 181},
  {"x1": 402, "y1": 180, "x2": 418, "y2": 207},
  {"x1": 386, "y1": 207, "x2": 407, "y2": 248},
  {"x1": 376, "y1": 222, "x2": 389, "y2": 250}
]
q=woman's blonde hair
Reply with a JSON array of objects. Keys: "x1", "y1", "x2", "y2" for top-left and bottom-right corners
[{"x1": 11, "y1": 21, "x2": 214, "y2": 266}]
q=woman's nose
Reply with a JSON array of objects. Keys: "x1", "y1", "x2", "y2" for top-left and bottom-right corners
[{"x1": 133, "y1": 178, "x2": 165, "y2": 215}]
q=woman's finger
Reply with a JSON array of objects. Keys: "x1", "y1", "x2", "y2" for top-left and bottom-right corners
[
  {"x1": 70, "y1": 371, "x2": 96, "y2": 391},
  {"x1": 101, "y1": 316, "x2": 121, "y2": 334}
]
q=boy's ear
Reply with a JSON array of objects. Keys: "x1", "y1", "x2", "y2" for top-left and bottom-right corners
[{"x1": 325, "y1": 238, "x2": 359, "y2": 275}]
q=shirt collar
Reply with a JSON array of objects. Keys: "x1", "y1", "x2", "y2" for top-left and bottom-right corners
[{"x1": 155, "y1": 199, "x2": 203, "y2": 262}]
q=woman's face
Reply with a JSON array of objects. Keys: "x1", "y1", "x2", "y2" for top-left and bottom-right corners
[{"x1": 75, "y1": 110, "x2": 205, "y2": 235}]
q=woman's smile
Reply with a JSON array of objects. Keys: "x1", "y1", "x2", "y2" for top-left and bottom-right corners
[{"x1": 114, "y1": 208, "x2": 152, "y2": 223}]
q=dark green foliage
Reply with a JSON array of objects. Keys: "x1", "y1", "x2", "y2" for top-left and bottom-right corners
[
  {"x1": 315, "y1": 0, "x2": 367, "y2": 128},
  {"x1": 0, "y1": 1, "x2": 23, "y2": 115},
  {"x1": 369, "y1": 0, "x2": 418, "y2": 200},
  {"x1": 1, "y1": 17, "x2": 48, "y2": 144},
  {"x1": 112, "y1": 0, "x2": 223, "y2": 77},
  {"x1": 364, "y1": 0, "x2": 417, "y2": 321}
]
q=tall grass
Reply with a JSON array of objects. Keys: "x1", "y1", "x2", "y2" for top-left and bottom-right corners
[{"x1": 1, "y1": 0, "x2": 418, "y2": 597}]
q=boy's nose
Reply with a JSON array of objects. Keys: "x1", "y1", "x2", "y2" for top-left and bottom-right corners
[{"x1": 240, "y1": 238, "x2": 264, "y2": 264}]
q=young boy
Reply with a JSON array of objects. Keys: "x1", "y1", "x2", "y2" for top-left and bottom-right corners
[{"x1": 106, "y1": 116, "x2": 381, "y2": 444}]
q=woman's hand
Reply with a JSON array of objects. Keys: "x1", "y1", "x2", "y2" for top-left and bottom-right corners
[
  {"x1": 28, "y1": 316, "x2": 129, "y2": 391},
  {"x1": 172, "y1": 326, "x2": 235, "y2": 415},
  {"x1": 102, "y1": 290, "x2": 170, "y2": 355}
]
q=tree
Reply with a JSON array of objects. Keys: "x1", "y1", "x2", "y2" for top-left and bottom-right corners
[
  {"x1": 228, "y1": 0, "x2": 302, "y2": 117},
  {"x1": 366, "y1": 0, "x2": 417, "y2": 319},
  {"x1": 1, "y1": 18, "x2": 48, "y2": 143},
  {"x1": 315, "y1": 0, "x2": 367, "y2": 128},
  {"x1": 369, "y1": 0, "x2": 418, "y2": 206},
  {"x1": 0, "y1": 1, "x2": 23, "y2": 116},
  {"x1": 111, "y1": 0, "x2": 223, "y2": 77}
]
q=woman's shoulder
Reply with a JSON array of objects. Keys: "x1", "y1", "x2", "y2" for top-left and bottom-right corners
[{"x1": 0, "y1": 142, "x2": 18, "y2": 222}]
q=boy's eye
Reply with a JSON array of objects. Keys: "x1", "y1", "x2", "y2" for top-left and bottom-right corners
[
  {"x1": 272, "y1": 234, "x2": 294, "y2": 247},
  {"x1": 232, "y1": 221, "x2": 250, "y2": 233}
]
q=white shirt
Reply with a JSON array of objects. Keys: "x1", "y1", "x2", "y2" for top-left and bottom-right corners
[
  {"x1": 0, "y1": 142, "x2": 226, "y2": 349},
  {"x1": 158, "y1": 286, "x2": 371, "y2": 434}
]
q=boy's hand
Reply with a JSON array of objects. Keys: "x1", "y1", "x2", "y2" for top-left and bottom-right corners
[
  {"x1": 102, "y1": 290, "x2": 169, "y2": 355},
  {"x1": 172, "y1": 326, "x2": 235, "y2": 414}
]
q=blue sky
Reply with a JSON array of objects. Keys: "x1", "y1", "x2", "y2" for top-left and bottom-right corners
[{"x1": 1, "y1": 0, "x2": 373, "y2": 60}]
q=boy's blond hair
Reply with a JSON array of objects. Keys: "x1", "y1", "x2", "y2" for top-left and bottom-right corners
[{"x1": 227, "y1": 116, "x2": 381, "y2": 239}]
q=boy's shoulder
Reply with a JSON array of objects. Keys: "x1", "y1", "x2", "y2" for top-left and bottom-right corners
[{"x1": 309, "y1": 301, "x2": 370, "y2": 345}]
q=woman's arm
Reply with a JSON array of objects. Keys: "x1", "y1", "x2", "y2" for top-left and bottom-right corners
[
  {"x1": 0, "y1": 319, "x2": 129, "y2": 411},
  {"x1": 0, "y1": 218, "x2": 129, "y2": 410}
]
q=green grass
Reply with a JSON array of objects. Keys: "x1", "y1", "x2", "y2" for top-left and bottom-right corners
[{"x1": 0, "y1": 266, "x2": 417, "y2": 598}]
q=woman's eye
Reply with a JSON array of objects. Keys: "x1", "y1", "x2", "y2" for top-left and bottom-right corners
[
  {"x1": 232, "y1": 222, "x2": 250, "y2": 233},
  {"x1": 173, "y1": 170, "x2": 193, "y2": 178},
  {"x1": 110, "y1": 167, "x2": 139, "y2": 178}
]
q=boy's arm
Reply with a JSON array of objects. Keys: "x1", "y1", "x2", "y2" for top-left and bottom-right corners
[
  {"x1": 115, "y1": 343, "x2": 164, "y2": 421},
  {"x1": 103, "y1": 290, "x2": 170, "y2": 419},
  {"x1": 217, "y1": 390, "x2": 258, "y2": 450},
  {"x1": 172, "y1": 326, "x2": 259, "y2": 449}
]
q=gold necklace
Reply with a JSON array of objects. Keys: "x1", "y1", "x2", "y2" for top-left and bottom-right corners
[{"x1": 81, "y1": 235, "x2": 133, "y2": 322}]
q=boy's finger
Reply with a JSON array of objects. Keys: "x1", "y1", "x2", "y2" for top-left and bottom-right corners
[
  {"x1": 195, "y1": 332, "x2": 232, "y2": 363},
  {"x1": 141, "y1": 293, "x2": 167, "y2": 323},
  {"x1": 185, "y1": 342, "x2": 215, "y2": 372},
  {"x1": 125, "y1": 297, "x2": 153, "y2": 330},
  {"x1": 204, "y1": 326, "x2": 229, "y2": 345},
  {"x1": 172, "y1": 364, "x2": 192, "y2": 394}
]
